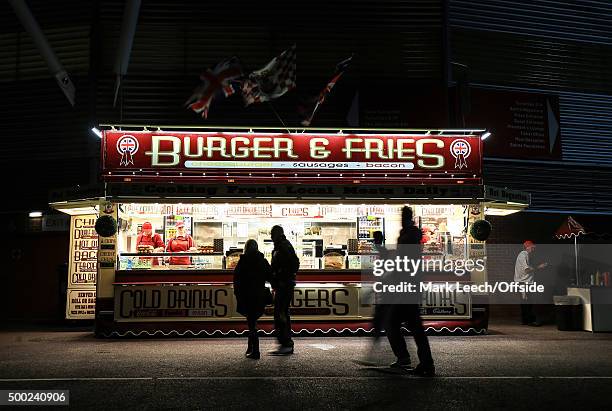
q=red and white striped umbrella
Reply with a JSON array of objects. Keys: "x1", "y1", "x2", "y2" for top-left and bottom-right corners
[{"x1": 554, "y1": 216, "x2": 586, "y2": 239}]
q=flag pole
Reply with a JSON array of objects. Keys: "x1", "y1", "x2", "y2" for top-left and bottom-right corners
[
  {"x1": 574, "y1": 235, "x2": 579, "y2": 286},
  {"x1": 267, "y1": 102, "x2": 291, "y2": 133},
  {"x1": 303, "y1": 102, "x2": 321, "y2": 127}
]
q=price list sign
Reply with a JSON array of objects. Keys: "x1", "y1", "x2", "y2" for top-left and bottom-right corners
[
  {"x1": 66, "y1": 214, "x2": 98, "y2": 319},
  {"x1": 68, "y1": 215, "x2": 98, "y2": 287},
  {"x1": 67, "y1": 289, "x2": 96, "y2": 318}
]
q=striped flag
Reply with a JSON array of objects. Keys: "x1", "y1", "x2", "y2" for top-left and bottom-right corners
[
  {"x1": 185, "y1": 57, "x2": 243, "y2": 119},
  {"x1": 301, "y1": 55, "x2": 353, "y2": 126},
  {"x1": 242, "y1": 44, "x2": 296, "y2": 106}
]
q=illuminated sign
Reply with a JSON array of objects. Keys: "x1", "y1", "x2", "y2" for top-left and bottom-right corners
[
  {"x1": 66, "y1": 214, "x2": 98, "y2": 320},
  {"x1": 67, "y1": 215, "x2": 97, "y2": 288}
]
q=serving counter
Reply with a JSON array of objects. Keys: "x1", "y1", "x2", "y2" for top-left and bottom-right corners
[
  {"x1": 567, "y1": 287, "x2": 612, "y2": 332},
  {"x1": 91, "y1": 268, "x2": 490, "y2": 337}
]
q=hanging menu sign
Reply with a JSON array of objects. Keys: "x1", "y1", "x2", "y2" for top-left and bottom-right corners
[
  {"x1": 68, "y1": 215, "x2": 98, "y2": 287},
  {"x1": 66, "y1": 214, "x2": 98, "y2": 320}
]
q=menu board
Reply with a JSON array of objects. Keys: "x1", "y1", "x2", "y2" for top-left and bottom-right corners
[
  {"x1": 66, "y1": 214, "x2": 98, "y2": 319},
  {"x1": 68, "y1": 215, "x2": 98, "y2": 287},
  {"x1": 123, "y1": 203, "x2": 394, "y2": 221}
]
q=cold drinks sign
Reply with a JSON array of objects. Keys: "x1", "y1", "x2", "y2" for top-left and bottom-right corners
[{"x1": 103, "y1": 131, "x2": 482, "y2": 183}]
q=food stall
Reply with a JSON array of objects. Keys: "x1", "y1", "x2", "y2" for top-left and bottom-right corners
[{"x1": 52, "y1": 127, "x2": 529, "y2": 337}]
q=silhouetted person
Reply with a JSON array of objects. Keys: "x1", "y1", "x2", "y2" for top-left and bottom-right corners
[
  {"x1": 233, "y1": 239, "x2": 272, "y2": 359},
  {"x1": 357, "y1": 230, "x2": 392, "y2": 365},
  {"x1": 269, "y1": 225, "x2": 299, "y2": 355},
  {"x1": 371, "y1": 230, "x2": 390, "y2": 340},
  {"x1": 385, "y1": 206, "x2": 435, "y2": 377}
]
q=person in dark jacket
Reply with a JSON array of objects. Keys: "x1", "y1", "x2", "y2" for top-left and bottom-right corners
[
  {"x1": 357, "y1": 230, "x2": 392, "y2": 366},
  {"x1": 269, "y1": 225, "x2": 299, "y2": 355},
  {"x1": 371, "y1": 230, "x2": 390, "y2": 340},
  {"x1": 385, "y1": 206, "x2": 435, "y2": 377},
  {"x1": 233, "y1": 239, "x2": 272, "y2": 359}
]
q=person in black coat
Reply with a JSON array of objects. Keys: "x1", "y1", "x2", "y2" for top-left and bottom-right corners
[
  {"x1": 269, "y1": 225, "x2": 299, "y2": 355},
  {"x1": 357, "y1": 230, "x2": 392, "y2": 366},
  {"x1": 371, "y1": 231, "x2": 391, "y2": 340},
  {"x1": 385, "y1": 206, "x2": 435, "y2": 376},
  {"x1": 233, "y1": 239, "x2": 272, "y2": 359}
]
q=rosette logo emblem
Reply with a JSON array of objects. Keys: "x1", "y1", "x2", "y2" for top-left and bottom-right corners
[
  {"x1": 450, "y1": 139, "x2": 471, "y2": 169},
  {"x1": 116, "y1": 135, "x2": 139, "y2": 166}
]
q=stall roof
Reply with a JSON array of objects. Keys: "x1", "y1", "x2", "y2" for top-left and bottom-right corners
[
  {"x1": 103, "y1": 182, "x2": 485, "y2": 203},
  {"x1": 50, "y1": 199, "x2": 99, "y2": 216},
  {"x1": 483, "y1": 185, "x2": 530, "y2": 216}
]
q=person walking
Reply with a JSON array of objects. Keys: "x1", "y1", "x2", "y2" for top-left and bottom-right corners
[
  {"x1": 269, "y1": 225, "x2": 299, "y2": 355},
  {"x1": 357, "y1": 230, "x2": 392, "y2": 366},
  {"x1": 514, "y1": 240, "x2": 548, "y2": 326},
  {"x1": 371, "y1": 230, "x2": 391, "y2": 340},
  {"x1": 385, "y1": 206, "x2": 435, "y2": 377},
  {"x1": 233, "y1": 239, "x2": 273, "y2": 359}
]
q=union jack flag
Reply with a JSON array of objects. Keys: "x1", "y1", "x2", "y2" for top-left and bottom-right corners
[
  {"x1": 242, "y1": 44, "x2": 296, "y2": 106},
  {"x1": 301, "y1": 55, "x2": 353, "y2": 126},
  {"x1": 185, "y1": 57, "x2": 243, "y2": 119}
]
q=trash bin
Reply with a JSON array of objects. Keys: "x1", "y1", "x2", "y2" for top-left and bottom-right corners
[{"x1": 553, "y1": 295, "x2": 583, "y2": 331}]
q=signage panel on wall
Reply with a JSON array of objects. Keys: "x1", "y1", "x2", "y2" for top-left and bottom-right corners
[
  {"x1": 467, "y1": 88, "x2": 561, "y2": 160},
  {"x1": 42, "y1": 214, "x2": 70, "y2": 232}
]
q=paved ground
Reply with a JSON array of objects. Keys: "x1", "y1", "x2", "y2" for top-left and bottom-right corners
[{"x1": 1, "y1": 324, "x2": 612, "y2": 410}]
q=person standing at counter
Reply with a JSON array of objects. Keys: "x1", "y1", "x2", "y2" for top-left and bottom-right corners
[
  {"x1": 165, "y1": 221, "x2": 196, "y2": 265},
  {"x1": 233, "y1": 239, "x2": 273, "y2": 360},
  {"x1": 137, "y1": 222, "x2": 164, "y2": 250},
  {"x1": 514, "y1": 240, "x2": 548, "y2": 326},
  {"x1": 136, "y1": 222, "x2": 165, "y2": 266},
  {"x1": 269, "y1": 225, "x2": 299, "y2": 356}
]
